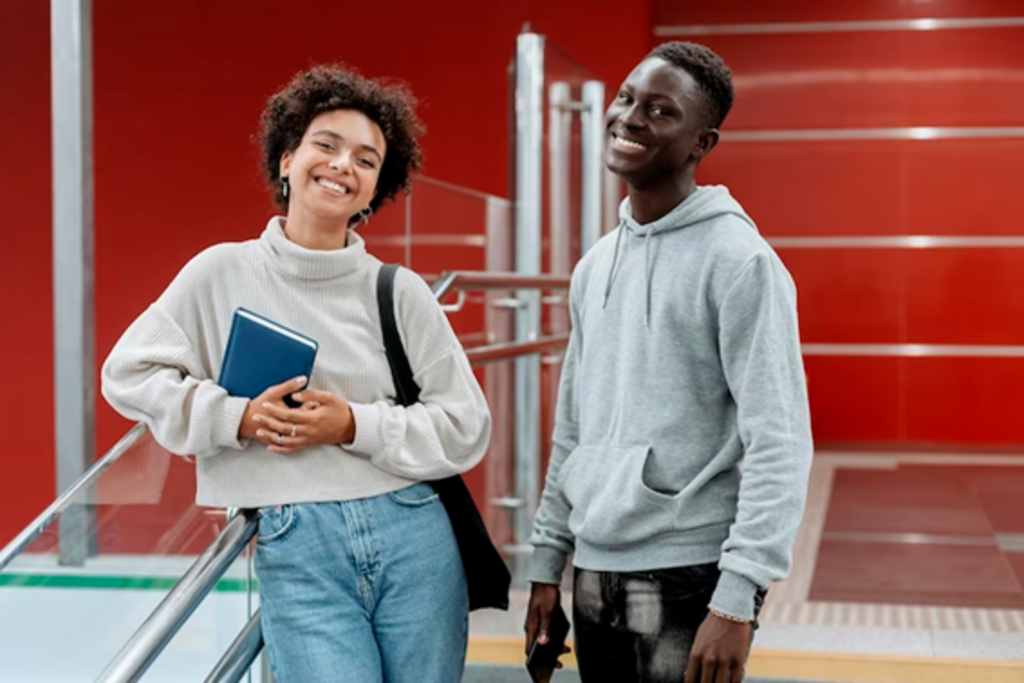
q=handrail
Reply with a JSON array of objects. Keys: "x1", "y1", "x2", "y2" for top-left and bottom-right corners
[
  {"x1": 466, "y1": 333, "x2": 570, "y2": 365},
  {"x1": 0, "y1": 270, "x2": 569, "y2": 575},
  {"x1": 0, "y1": 422, "x2": 148, "y2": 571},
  {"x1": 2, "y1": 268, "x2": 573, "y2": 681},
  {"x1": 204, "y1": 609, "x2": 264, "y2": 683},
  {"x1": 95, "y1": 510, "x2": 260, "y2": 683},
  {"x1": 431, "y1": 270, "x2": 570, "y2": 302}
]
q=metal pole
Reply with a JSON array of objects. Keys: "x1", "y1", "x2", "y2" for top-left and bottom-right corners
[
  {"x1": 51, "y1": 0, "x2": 95, "y2": 567},
  {"x1": 95, "y1": 512, "x2": 260, "y2": 682},
  {"x1": 514, "y1": 32, "x2": 545, "y2": 584},
  {"x1": 0, "y1": 424, "x2": 147, "y2": 571},
  {"x1": 581, "y1": 81, "x2": 606, "y2": 255},
  {"x1": 548, "y1": 82, "x2": 572, "y2": 279},
  {"x1": 204, "y1": 610, "x2": 264, "y2": 683}
]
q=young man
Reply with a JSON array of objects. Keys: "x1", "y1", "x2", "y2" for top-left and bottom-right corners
[{"x1": 524, "y1": 42, "x2": 813, "y2": 683}]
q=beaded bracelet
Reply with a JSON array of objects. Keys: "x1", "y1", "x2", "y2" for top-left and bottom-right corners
[{"x1": 710, "y1": 608, "x2": 752, "y2": 624}]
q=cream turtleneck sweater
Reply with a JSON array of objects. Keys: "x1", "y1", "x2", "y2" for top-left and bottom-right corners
[{"x1": 101, "y1": 217, "x2": 492, "y2": 508}]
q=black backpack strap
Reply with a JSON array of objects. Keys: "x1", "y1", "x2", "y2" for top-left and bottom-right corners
[
  {"x1": 376, "y1": 264, "x2": 422, "y2": 407},
  {"x1": 375, "y1": 264, "x2": 511, "y2": 612}
]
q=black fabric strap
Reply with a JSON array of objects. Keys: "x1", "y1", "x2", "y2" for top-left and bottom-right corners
[
  {"x1": 376, "y1": 264, "x2": 422, "y2": 407},
  {"x1": 374, "y1": 263, "x2": 511, "y2": 612}
]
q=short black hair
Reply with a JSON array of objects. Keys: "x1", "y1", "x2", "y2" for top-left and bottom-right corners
[
  {"x1": 258, "y1": 65, "x2": 424, "y2": 216},
  {"x1": 647, "y1": 42, "x2": 734, "y2": 128}
]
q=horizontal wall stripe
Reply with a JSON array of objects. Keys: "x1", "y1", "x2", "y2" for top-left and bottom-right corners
[
  {"x1": 769, "y1": 236, "x2": 1024, "y2": 248},
  {"x1": 722, "y1": 127, "x2": 1024, "y2": 142},
  {"x1": 802, "y1": 344, "x2": 1024, "y2": 358},
  {"x1": 0, "y1": 573, "x2": 255, "y2": 591},
  {"x1": 655, "y1": 16, "x2": 1024, "y2": 37},
  {"x1": 365, "y1": 235, "x2": 487, "y2": 247}
]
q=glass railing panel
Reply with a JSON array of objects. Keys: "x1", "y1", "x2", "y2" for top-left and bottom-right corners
[{"x1": 0, "y1": 429, "x2": 258, "y2": 682}]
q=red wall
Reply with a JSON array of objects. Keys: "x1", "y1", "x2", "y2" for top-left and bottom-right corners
[
  {"x1": 655, "y1": 0, "x2": 1024, "y2": 450},
  {"x1": 0, "y1": 0, "x2": 650, "y2": 546}
]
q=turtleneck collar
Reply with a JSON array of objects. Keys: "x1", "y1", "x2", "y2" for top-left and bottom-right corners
[{"x1": 258, "y1": 216, "x2": 368, "y2": 281}]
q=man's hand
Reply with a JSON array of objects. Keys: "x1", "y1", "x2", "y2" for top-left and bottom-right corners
[
  {"x1": 684, "y1": 612, "x2": 753, "y2": 683},
  {"x1": 524, "y1": 583, "x2": 561, "y2": 654},
  {"x1": 239, "y1": 376, "x2": 355, "y2": 454}
]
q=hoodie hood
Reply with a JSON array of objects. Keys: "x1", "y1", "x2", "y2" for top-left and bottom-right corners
[{"x1": 603, "y1": 185, "x2": 758, "y2": 326}]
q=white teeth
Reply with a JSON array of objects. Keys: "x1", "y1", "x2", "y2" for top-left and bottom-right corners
[
  {"x1": 317, "y1": 178, "x2": 349, "y2": 194},
  {"x1": 614, "y1": 135, "x2": 647, "y2": 151}
]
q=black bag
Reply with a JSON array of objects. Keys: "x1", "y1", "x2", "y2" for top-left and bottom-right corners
[{"x1": 376, "y1": 264, "x2": 511, "y2": 611}]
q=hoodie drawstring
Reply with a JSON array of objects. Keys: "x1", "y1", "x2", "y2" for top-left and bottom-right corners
[
  {"x1": 602, "y1": 220, "x2": 655, "y2": 328},
  {"x1": 644, "y1": 228, "x2": 653, "y2": 328},
  {"x1": 602, "y1": 220, "x2": 625, "y2": 309}
]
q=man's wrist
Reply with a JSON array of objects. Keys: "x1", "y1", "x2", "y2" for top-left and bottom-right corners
[{"x1": 709, "y1": 608, "x2": 752, "y2": 625}]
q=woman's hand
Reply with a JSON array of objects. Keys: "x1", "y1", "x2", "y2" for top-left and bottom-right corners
[
  {"x1": 238, "y1": 377, "x2": 309, "y2": 442},
  {"x1": 246, "y1": 379, "x2": 355, "y2": 454}
]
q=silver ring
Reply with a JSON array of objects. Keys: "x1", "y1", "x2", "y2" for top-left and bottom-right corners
[
  {"x1": 290, "y1": 424, "x2": 297, "y2": 438},
  {"x1": 275, "y1": 433, "x2": 283, "y2": 445}
]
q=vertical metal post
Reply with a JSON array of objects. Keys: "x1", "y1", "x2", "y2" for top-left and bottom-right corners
[
  {"x1": 548, "y1": 82, "x2": 572, "y2": 280},
  {"x1": 484, "y1": 196, "x2": 515, "y2": 551},
  {"x1": 52, "y1": 0, "x2": 95, "y2": 566},
  {"x1": 581, "y1": 81, "x2": 606, "y2": 255},
  {"x1": 514, "y1": 33, "x2": 544, "y2": 582}
]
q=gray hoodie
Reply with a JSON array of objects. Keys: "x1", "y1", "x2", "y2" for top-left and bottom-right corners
[{"x1": 528, "y1": 186, "x2": 813, "y2": 621}]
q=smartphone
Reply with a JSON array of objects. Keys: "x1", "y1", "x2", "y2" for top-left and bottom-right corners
[{"x1": 526, "y1": 603, "x2": 571, "y2": 683}]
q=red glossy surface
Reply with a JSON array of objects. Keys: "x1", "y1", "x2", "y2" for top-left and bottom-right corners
[
  {"x1": 703, "y1": 140, "x2": 1024, "y2": 237},
  {"x1": 803, "y1": 356, "x2": 904, "y2": 442},
  {"x1": 0, "y1": 0, "x2": 55, "y2": 552},
  {"x1": 906, "y1": 358, "x2": 1024, "y2": 445},
  {"x1": 779, "y1": 249, "x2": 905, "y2": 344},
  {"x1": 905, "y1": 249, "x2": 1024, "y2": 345},
  {"x1": 655, "y1": 0, "x2": 1024, "y2": 25},
  {"x1": 701, "y1": 141, "x2": 904, "y2": 237},
  {"x1": 777, "y1": 247, "x2": 1024, "y2": 347},
  {"x1": 806, "y1": 356, "x2": 1024, "y2": 446},
  {"x1": 694, "y1": 29, "x2": 1024, "y2": 130}
]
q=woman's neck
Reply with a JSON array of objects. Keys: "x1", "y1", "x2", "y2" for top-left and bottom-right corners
[{"x1": 282, "y1": 208, "x2": 350, "y2": 251}]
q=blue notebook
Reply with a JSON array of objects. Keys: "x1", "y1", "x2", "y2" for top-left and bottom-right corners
[{"x1": 218, "y1": 308, "x2": 319, "y2": 408}]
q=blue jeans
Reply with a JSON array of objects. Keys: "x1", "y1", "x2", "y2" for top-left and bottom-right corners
[{"x1": 254, "y1": 483, "x2": 469, "y2": 683}]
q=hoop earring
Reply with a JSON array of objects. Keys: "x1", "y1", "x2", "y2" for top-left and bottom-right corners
[
  {"x1": 359, "y1": 206, "x2": 373, "y2": 226},
  {"x1": 281, "y1": 176, "x2": 290, "y2": 200}
]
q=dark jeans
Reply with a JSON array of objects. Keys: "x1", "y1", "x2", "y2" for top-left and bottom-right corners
[{"x1": 572, "y1": 564, "x2": 766, "y2": 683}]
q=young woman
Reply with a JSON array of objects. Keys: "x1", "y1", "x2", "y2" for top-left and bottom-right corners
[{"x1": 102, "y1": 65, "x2": 491, "y2": 683}]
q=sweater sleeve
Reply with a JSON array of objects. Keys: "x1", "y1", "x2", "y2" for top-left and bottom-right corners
[
  {"x1": 710, "y1": 251, "x2": 813, "y2": 621},
  {"x1": 100, "y1": 248, "x2": 249, "y2": 458},
  {"x1": 525, "y1": 271, "x2": 583, "y2": 585},
  {"x1": 101, "y1": 304, "x2": 249, "y2": 458},
  {"x1": 340, "y1": 268, "x2": 492, "y2": 480}
]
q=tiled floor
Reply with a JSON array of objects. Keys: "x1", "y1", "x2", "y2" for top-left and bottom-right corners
[
  {"x1": 471, "y1": 452, "x2": 1024, "y2": 669},
  {"x1": 461, "y1": 665, "x2": 815, "y2": 683},
  {"x1": 808, "y1": 463, "x2": 1024, "y2": 608}
]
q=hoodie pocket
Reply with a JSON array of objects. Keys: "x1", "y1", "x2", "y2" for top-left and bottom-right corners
[{"x1": 560, "y1": 445, "x2": 681, "y2": 547}]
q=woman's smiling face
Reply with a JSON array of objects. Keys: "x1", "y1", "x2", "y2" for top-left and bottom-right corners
[{"x1": 280, "y1": 109, "x2": 386, "y2": 224}]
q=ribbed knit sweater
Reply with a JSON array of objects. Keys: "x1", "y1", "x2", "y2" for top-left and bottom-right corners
[{"x1": 101, "y1": 217, "x2": 492, "y2": 508}]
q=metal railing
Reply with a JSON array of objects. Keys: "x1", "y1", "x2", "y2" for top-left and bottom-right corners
[
  {"x1": 0, "y1": 422, "x2": 148, "y2": 572},
  {"x1": 204, "y1": 610, "x2": 264, "y2": 683},
  {"x1": 0, "y1": 269, "x2": 572, "y2": 681},
  {"x1": 95, "y1": 510, "x2": 260, "y2": 682}
]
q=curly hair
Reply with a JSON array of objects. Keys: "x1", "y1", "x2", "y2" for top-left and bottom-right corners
[
  {"x1": 258, "y1": 65, "x2": 424, "y2": 217},
  {"x1": 647, "y1": 42, "x2": 734, "y2": 128}
]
